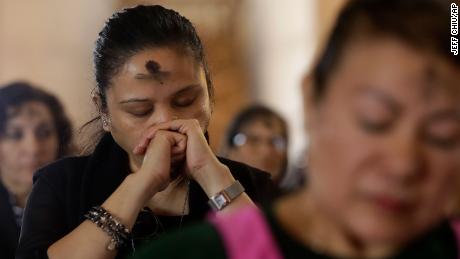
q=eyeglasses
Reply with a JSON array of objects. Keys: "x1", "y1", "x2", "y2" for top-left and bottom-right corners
[{"x1": 232, "y1": 132, "x2": 287, "y2": 151}]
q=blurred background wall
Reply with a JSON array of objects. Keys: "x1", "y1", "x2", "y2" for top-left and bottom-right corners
[{"x1": 0, "y1": 0, "x2": 346, "y2": 181}]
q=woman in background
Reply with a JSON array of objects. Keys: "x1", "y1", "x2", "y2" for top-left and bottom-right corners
[
  {"x1": 0, "y1": 82, "x2": 73, "y2": 259},
  {"x1": 134, "y1": 0, "x2": 460, "y2": 258},
  {"x1": 221, "y1": 105, "x2": 288, "y2": 185}
]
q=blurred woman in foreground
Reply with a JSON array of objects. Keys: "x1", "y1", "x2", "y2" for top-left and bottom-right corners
[{"x1": 134, "y1": 0, "x2": 460, "y2": 258}]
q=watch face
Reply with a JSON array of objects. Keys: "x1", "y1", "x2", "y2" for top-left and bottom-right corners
[{"x1": 214, "y1": 194, "x2": 229, "y2": 210}]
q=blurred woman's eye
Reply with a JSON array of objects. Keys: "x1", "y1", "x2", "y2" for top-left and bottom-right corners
[
  {"x1": 173, "y1": 96, "x2": 197, "y2": 108},
  {"x1": 36, "y1": 125, "x2": 55, "y2": 140},
  {"x1": 355, "y1": 91, "x2": 397, "y2": 134},
  {"x1": 424, "y1": 121, "x2": 460, "y2": 150},
  {"x1": 358, "y1": 118, "x2": 393, "y2": 134},
  {"x1": 425, "y1": 136, "x2": 459, "y2": 149},
  {"x1": 4, "y1": 129, "x2": 23, "y2": 141}
]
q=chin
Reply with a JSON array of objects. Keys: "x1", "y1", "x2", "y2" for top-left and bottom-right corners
[{"x1": 347, "y1": 214, "x2": 428, "y2": 246}]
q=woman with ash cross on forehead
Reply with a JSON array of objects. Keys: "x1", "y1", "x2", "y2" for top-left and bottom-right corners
[{"x1": 16, "y1": 5, "x2": 273, "y2": 259}]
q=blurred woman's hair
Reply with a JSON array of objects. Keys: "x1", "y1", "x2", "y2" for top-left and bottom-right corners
[
  {"x1": 312, "y1": 0, "x2": 459, "y2": 103},
  {"x1": 223, "y1": 105, "x2": 288, "y2": 150},
  {"x1": 221, "y1": 104, "x2": 288, "y2": 177},
  {"x1": 0, "y1": 81, "x2": 73, "y2": 157}
]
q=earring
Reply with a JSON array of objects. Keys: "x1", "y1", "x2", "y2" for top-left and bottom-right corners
[{"x1": 102, "y1": 117, "x2": 110, "y2": 128}]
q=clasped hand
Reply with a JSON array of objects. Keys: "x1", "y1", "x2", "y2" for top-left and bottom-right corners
[{"x1": 131, "y1": 119, "x2": 234, "y2": 202}]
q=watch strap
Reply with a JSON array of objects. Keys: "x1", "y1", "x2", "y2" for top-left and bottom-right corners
[{"x1": 208, "y1": 180, "x2": 245, "y2": 211}]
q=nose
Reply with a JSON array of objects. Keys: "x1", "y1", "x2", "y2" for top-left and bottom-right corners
[
  {"x1": 22, "y1": 132, "x2": 41, "y2": 158},
  {"x1": 385, "y1": 133, "x2": 424, "y2": 183},
  {"x1": 258, "y1": 140, "x2": 278, "y2": 155},
  {"x1": 149, "y1": 105, "x2": 177, "y2": 125}
]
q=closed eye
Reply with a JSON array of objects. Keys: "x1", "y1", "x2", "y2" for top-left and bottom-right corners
[
  {"x1": 358, "y1": 118, "x2": 393, "y2": 133},
  {"x1": 4, "y1": 128, "x2": 23, "y2": 141},
  {"x1": 171, "y1": 85, "x2": 202, "y2": 108},
  {"x1": 354, "y1": 88, "x2": 399, "y2": 134},
  {"x1": 128, "y1": 109, "x2": 152, "y2": 117},
  {"x1": 172, "y1": 95, "x2": 198, "y2": 107},
  {"x1": 424, "y1": 117, "x2": 460, "y2": 150}
]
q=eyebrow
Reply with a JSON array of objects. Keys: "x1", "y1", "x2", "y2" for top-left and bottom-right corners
[
  {"x1": 360, "y1": 88, "x2": 402, "y2": 115},
  {"x1": 134, "y1": 73, "x2": 155, "y2": 80},
  {"x1": 119, "y1": 98, "x2": 150, "y2": 104},
  {"x1": 173, "y1": 84, "x2": 202, "y2": 96},
  {"x1": 426, "y1": 110, "x2": 460, "y2": 122}
]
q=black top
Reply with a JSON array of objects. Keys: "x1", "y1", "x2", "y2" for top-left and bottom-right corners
[
  {"x1": 0, "y1": 181, "x2": 20, "y2": 259},
  {"x1": 132, "y1": 204, "x2": 458, "y2": 259},
  {"x1": 265, "y1": 206, "x2": 458, "y2": 259},
  {"x1": 16, "y1": 133, "x2": 273, "y2": 259}
]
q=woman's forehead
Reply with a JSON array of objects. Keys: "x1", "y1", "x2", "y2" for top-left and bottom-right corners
[
  {"x1": 110, "y1": 47, "x2": 205, "y2": 93},
  {"x1": 332, "y1": 39, "x2": 460, "y2": 101},
  {"x1": 6, "y1": 102, "x2": 53, "y2": 126},
  {"x1": 124, "y1": 48, "x2": 201, "y2": 76},
  {"x1": 242, "y1": 118, "x2": 284, "y2": 134}
]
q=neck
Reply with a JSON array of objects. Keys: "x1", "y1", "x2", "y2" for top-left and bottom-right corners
[
  {"x1": 146, "y1": 177, "x2": 190, "y2": 216},
  {"x1": 275, "y1": 189, "x2": 399, "y2": 258}
]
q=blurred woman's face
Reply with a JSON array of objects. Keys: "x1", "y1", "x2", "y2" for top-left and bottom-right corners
[
  {"x1": 307, "y1": 38, "x2": 460, "y2": 245},
  {"x1": 0, "y1": 101, "x2": 59, "y2": 192},
  {"x1": 228, "y1": 118, "x2": 286, "y2": 181},
  {"x1": 104, "y1": 47, "x2": 211, "y2": 171}
]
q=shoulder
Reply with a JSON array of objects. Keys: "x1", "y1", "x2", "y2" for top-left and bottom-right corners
[
  {"x1": 33, "y1": 156, "x2": 90, "y2": 188},
  {"x1": 134, "y1": 221, "x2": 226, "y2": 259},
  {"x1": 396, "y1": 220, "x2": 459, "y2": 258},
  {"x1": 218, "y1": 157, "x2": 275, "y2": 203},
  {"x1": 218, "y1": 156, "x2": 271, "y2": 182}
]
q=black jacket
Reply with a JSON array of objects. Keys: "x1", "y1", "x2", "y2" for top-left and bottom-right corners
[
  {"x1": 0, "y1": 181, "x2": 20, "y2": 259},
  {"x1": 16, "y1": 133, "x2": 273, "y2": 259}
]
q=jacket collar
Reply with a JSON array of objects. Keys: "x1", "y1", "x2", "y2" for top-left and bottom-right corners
[{"x1": 79, "y1": 133, "x2": 130, "y2": 215}]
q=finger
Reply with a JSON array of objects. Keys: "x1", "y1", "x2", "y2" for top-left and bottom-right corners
[
  {"x1": 134, "y1": 125, "x2": 167, "y2": 155},
  {"x1": 162, "y1": 119, "x2": 202, "y2": 135},
  {"x1": 143, "y1": 130, "x2": 186, "y2": 156},
  {"x1": 141, "y1": 131, "x2": 173, "y2": 169},
  {"x1": 171, "y1": 134, "x2": 187, "y2": 155},
  {"x1": 134, "y1": 127, "x2": 186, "y2": 155},
  {"x1": 133, "y1": 131, "x2": 158, "y2": 155},
  {"x1": 133, "y1": 138, "x2": 149, "y2": 155},
  {"x1": 134, "y1": 119, "x2": 201, "y2": 154}
]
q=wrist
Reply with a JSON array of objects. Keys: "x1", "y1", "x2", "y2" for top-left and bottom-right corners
[
  {"x1": 123, "y1": 173, "x2": 161, "y2": 207},
  {"x1": 192, "y1": 163, "x2": 235, "y2": 197},
  {"x1": 100, "y1": 174, "x2": 153, "y2": 230}
]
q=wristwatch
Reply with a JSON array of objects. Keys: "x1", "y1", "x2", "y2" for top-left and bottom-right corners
[{"x1": 208, "y1": 180, "x2": 245, "y2": 211}]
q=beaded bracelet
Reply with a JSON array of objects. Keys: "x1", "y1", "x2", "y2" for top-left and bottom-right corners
[{"x1": 84, "y1": 206, "x2": 132, "y2": 251}]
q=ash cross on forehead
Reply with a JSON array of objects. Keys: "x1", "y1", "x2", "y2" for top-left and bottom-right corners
[
  {"x1": 420, "y1": 64, "x2": 460, "y2": 100},
  {"x1": 134, "y1": 60, "x2": 171, "y2": 84}
]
